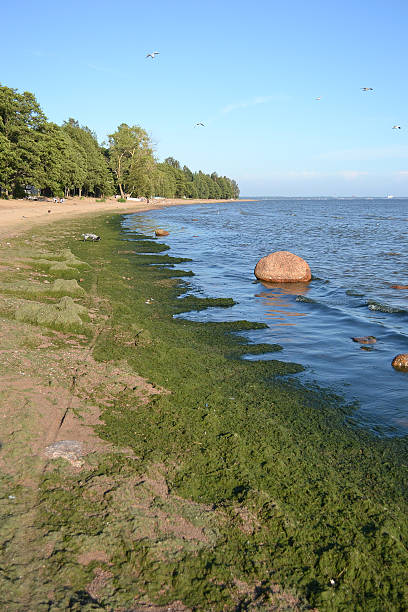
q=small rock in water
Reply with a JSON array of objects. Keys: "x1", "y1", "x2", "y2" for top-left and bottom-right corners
[
  {"x1": 392, "y1": 354, "x2": 408, "y2": 371},
  {"x1": 352, "y1": 336, "x2": 376, "y2": 344},
  {"x1": 391, "y1": 284, "x2": 408, "y2": 290},
  {"x1": 45, "y1": 440, "x2": 84, "y2": 466},
  {"x1": 155, "y1": 229, "x2": 169, "y2": 236}
]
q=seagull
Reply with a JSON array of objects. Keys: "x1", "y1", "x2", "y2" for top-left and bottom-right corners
[
  {"x1": 194, "y1": 122, "x2": 205, "y2": 127},
  {"x1": 82, "y1": 233, "x2": 101, "y2": 241},
  {"x1": 392, "y1": 125, "x2": 401, "y2": 130},
  {"x1": 146, "y1": 52, "x2": 160, "y2": 59},
  {"x1": 361, "y1": 87, "x2": 373, "y2": 91}
]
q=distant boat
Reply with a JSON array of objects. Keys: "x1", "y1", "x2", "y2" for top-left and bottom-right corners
[{"x1": 387, "y1": 195, "x2": 394, "y2": 199}]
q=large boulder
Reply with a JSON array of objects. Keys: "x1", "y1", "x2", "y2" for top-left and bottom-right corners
[
  {"x1": 392, "y1": 354, "x2": 408, "y2": 371},
  {"x1": 254, "y1": 251, "x2": 311, "y2": 283}
]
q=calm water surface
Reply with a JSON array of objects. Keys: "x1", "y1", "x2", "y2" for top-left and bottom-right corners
[{"x1": 123, "y1": 198, "x2": 408, "y2": 437}]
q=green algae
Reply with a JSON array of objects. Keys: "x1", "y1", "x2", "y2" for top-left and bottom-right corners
[
  {"x1": 15, "y1": 295, "x2": 89, "y2": 332},
  {"x1": 123, "y1": 239, "x2": 170, "y2": 253},
  {"x1": 33, "y1": 248, "x2": 90, "y2": 267},
  {"x1": 0, "y1": 278, "x2": 85, "y2": 299},
  {"x1": 174, "y1": 296, "x2": 236, "y2": 313},
  {"x1": 129, "y1": 253, "x2": 193, "y2": 266},
  {"x1": 72, "y1": 216, "x2": 408, "y2": 608},
  {"x1": 31, "y1": 248, "x2": 90, "y2": 279},
  {"x1": 2, "y1": 214, "x2": 408, "y2": 611}
]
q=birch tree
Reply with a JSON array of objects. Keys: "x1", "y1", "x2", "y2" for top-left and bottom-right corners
[{"x1": 108, "y1": 124, "x2": 153, "y2": 197}]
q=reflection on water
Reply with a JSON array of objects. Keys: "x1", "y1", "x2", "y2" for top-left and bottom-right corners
[
  {"x1": 258, "y1": 281, "x2": 311, "y2": 295},
  {"x1": 255, "y1": 288, "x2": 308, "y2": 327}
]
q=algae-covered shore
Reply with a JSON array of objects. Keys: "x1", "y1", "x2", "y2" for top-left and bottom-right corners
[{"x1": 1, "y1": 211, "x2": 408, "y2": 611}]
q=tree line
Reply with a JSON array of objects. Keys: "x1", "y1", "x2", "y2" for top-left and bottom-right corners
[{"x1": 0, "y1": 84, "x2": 239, "y2": 200}]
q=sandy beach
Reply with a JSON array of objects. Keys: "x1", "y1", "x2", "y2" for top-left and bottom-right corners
[{"x1": 0, "y1": 196, "x2": 246, "y2": 239}]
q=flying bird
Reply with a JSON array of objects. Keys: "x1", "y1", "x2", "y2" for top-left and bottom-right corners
[
  {"x1": 392, "y1": 125, "x2": 401, "y2": 130},
  {"x1": 361, "y1": 87, "x2": 373, "y2": 91},
  {"x1": 146, "y1": 52, "x2": 160, "y2": 59},
  {"x1": 194, "y1": 122, "x2": 205, "y2": 127}
]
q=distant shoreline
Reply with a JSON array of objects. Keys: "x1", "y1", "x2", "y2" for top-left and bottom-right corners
[
  {"x1": 241, "y1": 195, "x2": 408, "y2": 199},
  {"x1": 0, "y1": 196, "x2": 254, "y2": 240}
]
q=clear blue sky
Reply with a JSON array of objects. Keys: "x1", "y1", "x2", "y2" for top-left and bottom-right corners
[{"x1": 1, "y1": 0, "x2": 407, "y2": 196}]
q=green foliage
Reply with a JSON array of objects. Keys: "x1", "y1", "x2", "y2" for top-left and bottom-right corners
[
  {"x1": 157, "y1": 160, "x2": 239, "y2": 200},
  {"x1": 108, "y1": 123, "x2": 155, "y2": 198},
  {"x1": 62, "y1": 118, "x2": 114, "y2": 197},
  {"x1": 0, "y1": 82, "x2": 240, "y2": 200},
  {"x1": 0, "y1": 83, "x2": 46, "y2": 196}
]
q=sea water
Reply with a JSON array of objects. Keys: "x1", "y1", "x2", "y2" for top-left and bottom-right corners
[{"x1": 123, "y1": 198, "x2": 408, "y2": 437}]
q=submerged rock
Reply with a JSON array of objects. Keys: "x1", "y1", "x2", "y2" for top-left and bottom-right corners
[
  {"x1": 391, "y1": 284, "x2": 408, "y2": 290},
  {"x1": 392, "y1": 354, "x2": 408, "y2": 371},
  {"x1": 352, "y1": 336, "x2": 377, "y2": 344},
  {"x1": 254, "y1": 251, "x2": 311, "y2": 283}
]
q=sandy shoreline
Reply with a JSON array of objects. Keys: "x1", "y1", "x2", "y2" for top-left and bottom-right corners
[{"x1": 0, "y1": 196, "x2": 250, "y2": 240}]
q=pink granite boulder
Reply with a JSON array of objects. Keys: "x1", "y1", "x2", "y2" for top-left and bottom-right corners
[
  {"x1": 392, "y1": 354, "x2": 408, "y2": 371},
  {"x1": 254, "y1": 251, "x2": 311, "y2": 283}
]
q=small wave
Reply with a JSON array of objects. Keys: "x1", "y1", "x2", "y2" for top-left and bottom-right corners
[
  {"x1": 311, "y1": 276, "x2": 329, "y2": 283},
  {"x1": 346, "y1": 289, "x2": 364, "y2": 297},
  {"x1": 367, "y1": 301, "x2": 406, "y2": 314},
  {"x1": 295, "y1": 295, "x2": 316, "y2": 303}
]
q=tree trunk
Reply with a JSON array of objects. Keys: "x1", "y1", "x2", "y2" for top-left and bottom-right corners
[{"x1": 119, "y1": 183, "x2": 125, "y2": 198}]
